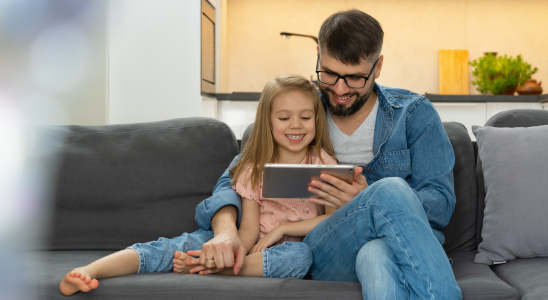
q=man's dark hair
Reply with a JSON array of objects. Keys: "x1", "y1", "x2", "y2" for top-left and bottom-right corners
[{"x1": 318, "y1": 9, "x2": 384, "y2": 65}]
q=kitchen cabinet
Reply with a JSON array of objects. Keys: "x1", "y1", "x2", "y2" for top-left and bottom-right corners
[
  {"x1": 433, "y1": 102, "x2": 487, "y2": 140},
  {"x1": 434, "y1": 102, "x2": 544, "y2": 140},
  {"x1": 218, "y1": 100, "x2": 259, "y2": 139}
]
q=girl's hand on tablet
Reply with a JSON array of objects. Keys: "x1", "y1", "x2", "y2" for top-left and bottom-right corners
[{"x1": 308, "y1": 167, "x2": 367, "y2": 208}]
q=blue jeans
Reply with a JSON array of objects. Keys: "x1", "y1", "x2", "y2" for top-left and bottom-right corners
[
  {"x1": 127, "y1": 229, "x2": 312, "y2": 279},
  {"x1": 303, "y1": 177, "x2": 462, "y2": 299}
]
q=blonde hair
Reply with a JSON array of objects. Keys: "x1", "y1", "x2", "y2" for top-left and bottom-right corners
[{"x1": 230, "y1": 74, "x2": 336, "y2": 188}]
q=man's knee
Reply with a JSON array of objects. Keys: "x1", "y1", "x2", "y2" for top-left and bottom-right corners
[
  {"x1": 373, "y1": 177, "x2": 410, "y2": 193},
  {"x1": 356, "y1": 239, "x2": 395, "y2": 271},
  {"x1": 356, "y1": 177, "x2": 419, "y2": 209}
]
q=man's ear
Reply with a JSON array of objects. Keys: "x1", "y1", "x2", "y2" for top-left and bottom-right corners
[
  {"x1": 316, "y1": 45, "x2": 320, "y2": 55},
  {"x1": 375, "y1": 55, "x2": 384, "y2": 79}
]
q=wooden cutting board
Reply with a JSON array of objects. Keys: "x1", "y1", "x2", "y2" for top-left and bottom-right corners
[{"x1": 439, "y1": 50, "x2": 469, "y2": 95}]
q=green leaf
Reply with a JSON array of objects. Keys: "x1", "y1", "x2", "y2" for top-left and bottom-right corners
[{"x1": 469, "y1": 54, "x2": 538, "y2": 95}]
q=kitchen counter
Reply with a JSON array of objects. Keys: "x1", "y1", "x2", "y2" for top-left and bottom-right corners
[{"x1": 215, "y1": 92, "x2": 548, "y2": 103}]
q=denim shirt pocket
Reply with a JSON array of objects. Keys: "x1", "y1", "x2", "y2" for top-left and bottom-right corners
[{"x1": 381, "y1": 149, "x2": 412, "y2": 178}]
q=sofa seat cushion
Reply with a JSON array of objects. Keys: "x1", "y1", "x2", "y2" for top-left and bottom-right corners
[
  {"x1": 492, "y1": 257, "x2": 548, "y2": 300},
  {"x1": 29, "y1": 251, "x2": 363, "y2": 300},
  {"x1": 448, "y1": 251, "x2": 519, "y2": 300}
]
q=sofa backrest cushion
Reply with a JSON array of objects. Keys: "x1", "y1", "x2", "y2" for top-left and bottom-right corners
[
  {"x1": 241, "y1": 123, "x2": 254, "y2": 152},
  {"x1": 45, "y1": 118, "x2": 239, "y2": 250},
  {"x1": 476, "y1": 109, "x2": 548, "y2": 247},
  {"x1": 441, "y1": 122, "x2": 477, "y2": 253},
  {"x1": 242, "y1": 122, "x2": 477, "y2": 253}
]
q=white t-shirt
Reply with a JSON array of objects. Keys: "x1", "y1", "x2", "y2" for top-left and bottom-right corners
[{"x1": 326, "y1": 98, "x2": 378, "y2": 165}]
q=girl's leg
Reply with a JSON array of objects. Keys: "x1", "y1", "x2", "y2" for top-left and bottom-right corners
[
  {"x1": 60, "y1": 249, "x2": 140, "y2": 295},
  {"x1": 260, "y1": 242, "x2": 313, "y2": 279},
  {"x1": 181, "y1": 242, "x2": 311, "y2": 278},
  {"x1": 60, "y1": 229, "x2": 213, "y2": 296},
  {"x1": 173, "y1": 250, "x2": 263, "y2": 276}
]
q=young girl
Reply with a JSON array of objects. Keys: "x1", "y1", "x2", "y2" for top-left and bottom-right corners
[{"x1": 59, "y1": 74, "x2": 338, "y2": 296}]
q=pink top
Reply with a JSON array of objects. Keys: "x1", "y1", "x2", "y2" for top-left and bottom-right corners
[{"x1": 232, "y1": 149, "x2": 338, "y2": 245}]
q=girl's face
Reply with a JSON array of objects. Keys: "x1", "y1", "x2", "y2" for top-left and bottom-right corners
[{"x1": 270, "y1": 91, "x2": 316, "y2": 161}]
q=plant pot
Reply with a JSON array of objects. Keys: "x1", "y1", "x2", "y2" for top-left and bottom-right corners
[
  {"x1": 502, "y1": 88, "x2": 516, "y2": 95},
  {"x1": 516, "y1": 79, "x2": 543, "y2": 95}
]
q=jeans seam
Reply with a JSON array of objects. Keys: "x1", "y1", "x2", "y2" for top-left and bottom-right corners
[
  {"x1": 373, "y1": 207, "x2": 417, "y2": 272},
  {"x1": 309, "y1": 209, "x2": 362, "y2": 252},
  {"x1": 262, "y1": 249, "x2": 268, "y2": 278}
]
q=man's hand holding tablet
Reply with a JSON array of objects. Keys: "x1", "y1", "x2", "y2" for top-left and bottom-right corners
[{"x1": 308, "y1": 167, "x2": 368, "y2": 209}]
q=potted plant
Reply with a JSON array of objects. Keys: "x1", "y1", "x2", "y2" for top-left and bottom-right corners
[{"x1": 469, "y1": 54, "x2": 538, "y2": 95}]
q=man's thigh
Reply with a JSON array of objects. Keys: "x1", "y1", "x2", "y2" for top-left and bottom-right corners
[{"x1": 303, "y1": 194, "x2": 375, "y2": 282}]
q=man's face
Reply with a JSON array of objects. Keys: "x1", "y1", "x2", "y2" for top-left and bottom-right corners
[{"x1": 317, "y1": 51, "x2": 382, "y2": 117}]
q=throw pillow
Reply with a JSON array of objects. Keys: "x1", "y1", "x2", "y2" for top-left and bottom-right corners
[{"x1": 473, "y1": 125, "x2": 548, "y2": 265}]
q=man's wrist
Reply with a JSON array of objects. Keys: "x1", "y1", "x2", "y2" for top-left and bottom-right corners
[
  {"x1": 214, "y1": 224, "x2": 238, "y2": 237},
  {"x1": 211, "y1": 205, "x2": 238, "y2": 236}
]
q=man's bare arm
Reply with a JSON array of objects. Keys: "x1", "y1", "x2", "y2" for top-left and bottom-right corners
[{"x1": 188, "y1": 205, "x2": 247, "y2": 275}]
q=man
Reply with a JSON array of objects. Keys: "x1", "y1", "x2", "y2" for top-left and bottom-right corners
[{"x1": 191, "y1": 9, "x2": 461, "y2": 299}]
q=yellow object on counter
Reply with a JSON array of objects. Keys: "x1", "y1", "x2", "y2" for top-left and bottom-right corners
[{"x1": 439, "y1": 50, "x2": 469, "y2": 95}]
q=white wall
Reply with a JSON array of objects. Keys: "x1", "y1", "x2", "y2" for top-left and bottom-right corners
[{"x1": 108, "y1": 0, "x2": 202, "y2": 124}]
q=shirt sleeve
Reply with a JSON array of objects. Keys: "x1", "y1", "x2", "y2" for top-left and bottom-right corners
[
  {"x1": 232, "y1": 166, "x2": 262, "y2": 205},
  {"x1": 194, "y1": 154, "x2": 243, "y2": 230},
  {"x1": 406, "y1": 98, "x2": 456, "y2": 233}
]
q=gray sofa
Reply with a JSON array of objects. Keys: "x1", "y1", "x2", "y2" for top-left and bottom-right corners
[{"x1": 30, "y1": 109, "x2": 548, "y2": 299}]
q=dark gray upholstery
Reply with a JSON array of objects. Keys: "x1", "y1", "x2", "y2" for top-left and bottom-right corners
[
  {"x1": 32, "y1": 113, "x2": 546, "y2": 299},
  {"x1": 441, "y1": 122, "x2": 477, "y2": 253},
  {"x1": 241, "y1": 123, "x2": 254, "y2": 152},
  {"x1": 492, "y1": 258, "x2": 548, "y2": 300},
  {"x1": 448, "y1": 251, "x2": 519, "y2": 300},
  {"x1": 469, "y1": 109, "x2": 548, "y2": 300},
  {"x1": 441, "y1": 123, "x2": 518, "y2": 300},
  {"x1": 476, "y1": 109, "x2": 548, "y2": 247},
  {"x1": 44, "y1": 118, "x2": 239, "y2": 250},
  {"x1": 30, "y1": 251, "x2": 362, "y2": 300}
]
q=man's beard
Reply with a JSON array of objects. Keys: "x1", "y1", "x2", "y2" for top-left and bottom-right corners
[{"x1": 320, "y1": 79, "x2": 375, "y2": 117}]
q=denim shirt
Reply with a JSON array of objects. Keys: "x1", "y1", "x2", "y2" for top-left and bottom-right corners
[{"x1": 195, "y1": 83, "x2": 456, "y2": 244}]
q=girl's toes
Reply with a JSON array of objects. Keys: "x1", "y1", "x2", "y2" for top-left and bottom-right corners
[
  {"x1": 89, "y1": 279, "x2": 99, "y2": 289},
  {"x1": 174, "y1": 251, "x2": 188, "y2": 260}
]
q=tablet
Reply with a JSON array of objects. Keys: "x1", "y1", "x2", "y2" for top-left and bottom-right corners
[{"x1": 262, "y1": 164, "x2": 355, "y2": 198}]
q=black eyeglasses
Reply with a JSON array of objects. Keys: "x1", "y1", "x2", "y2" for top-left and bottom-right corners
[{"x1": 315, "y1": 55, "x2": 379, "y2": 88}]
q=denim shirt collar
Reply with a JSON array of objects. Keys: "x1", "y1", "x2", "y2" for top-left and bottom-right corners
[
  {"x1": 371, "y1": 83, "x2": 402, "y2": 159},
  {"x1": 375, "y1": 83, "x2": 402, "y2": 111}
]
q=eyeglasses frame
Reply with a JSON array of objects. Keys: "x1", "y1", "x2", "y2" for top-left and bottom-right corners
[{"x1": 315, "y1": 55, "x2": 380, "y2": 89}]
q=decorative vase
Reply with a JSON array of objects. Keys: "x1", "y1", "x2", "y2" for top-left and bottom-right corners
[{"x1": 516, "y1": 79, "x2": 543, "y2": 95}]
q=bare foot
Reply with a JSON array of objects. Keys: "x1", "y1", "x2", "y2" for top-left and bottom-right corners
[
  {"x1": 59, "y1": 267, "x2": 99, "y2": 296},
  {"x1": 172, "y1": 251, "x2": 198, "y2": 274}
]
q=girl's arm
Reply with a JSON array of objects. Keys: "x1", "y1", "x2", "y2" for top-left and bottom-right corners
[
  {"x1": 237, "y1": 197, "x2": 261, "y2": 254},
  {"x1": 250, "y1": 206, "x2": 336, "y2": 253},
  {"x1": 277, "y1": 205, "x2": 336, "y2": 236}
]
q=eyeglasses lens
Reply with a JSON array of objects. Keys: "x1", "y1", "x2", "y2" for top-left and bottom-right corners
[{"x1": 318, "y1": 73, "x2": 366, "y2": 88}]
